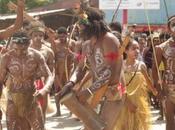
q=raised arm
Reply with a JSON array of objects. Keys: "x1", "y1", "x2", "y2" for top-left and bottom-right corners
[
  {"x1": 0, "y1": 0, "x2": 24, "y2": 40},
  {"x1": 0, "y1": 55, "x2": 9, "y2": 97}
]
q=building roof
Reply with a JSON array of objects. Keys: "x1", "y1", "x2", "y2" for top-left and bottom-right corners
[
  {"x1": 0, "y1": 9, "x2": 67, "y2": 20},
  {"x1": 30, "y1": 0, "x2": 80, "y2": 12}
]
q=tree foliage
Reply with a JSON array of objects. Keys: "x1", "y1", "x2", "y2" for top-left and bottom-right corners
[{"x1": 0, "y1": 0, "x2": 58, "y2": 14}]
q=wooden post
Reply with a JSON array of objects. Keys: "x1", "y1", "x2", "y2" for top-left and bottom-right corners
[{"x1": 123, "y1": 9, "x2": 128, "y2": 25}]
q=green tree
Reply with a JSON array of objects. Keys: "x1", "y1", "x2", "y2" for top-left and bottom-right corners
[{"x1": 0, "y1": 0, "x2": 58, "y2": 14}]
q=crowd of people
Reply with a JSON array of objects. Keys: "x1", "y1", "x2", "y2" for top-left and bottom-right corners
[{"x1": 0, "y1": 0, "x2": 175, "y2": 130}]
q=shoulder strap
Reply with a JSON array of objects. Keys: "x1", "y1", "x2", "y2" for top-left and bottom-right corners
[{"x1": 126, "y1": 62, "x2": 139, "y2": 86}]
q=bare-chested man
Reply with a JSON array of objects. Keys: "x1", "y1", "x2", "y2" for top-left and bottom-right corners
[
  {"x1": 29, "y1": 26, "x2": 55, "y2": 120},
  {"x1": 49, "y1": 26, "x2": 75, "y2": 116},
  {"x1": 0, "y1": 31, "x2": 54, "y2": 130},
  {"x1": 152, "y1": 16, "x2": 175, "y2": 130},
  {"x1": 0, "y1": 0, "x2": 24, "y2": 40},
  {"x1": 58, "y1": 7, "x2": 125, "y2": 130},
  {"x1": 54, "y1": 27, "x2": 72, "y2": 87}
]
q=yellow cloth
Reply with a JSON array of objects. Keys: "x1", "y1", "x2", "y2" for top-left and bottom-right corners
[
  {"x1": 115, "y1": 71, "x2": 151, "y2": 130},
  {"x1": 159, "y1": 61, "x2": 165, "y2": 71}
]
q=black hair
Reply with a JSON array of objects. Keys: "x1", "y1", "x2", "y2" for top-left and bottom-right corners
[
  {"x1": 168, "y1": 15, "x2": 175, "y2": 31},
  {"x1": 56, "y1": 26, "x2": 67, "y2": 34},
  {"x1": 159, "y1": 32, "x2": 170, "y2": 41},
  {"x1": 137, "y1": 33, "x2": 147, "y2": 42},
  {"x1": 12, "y1": 31, "x2": 30, "y2": 44},
  {"x1": 123, "y1": 40, "x2": 132, "y2": 60},
  {"x1": 109, "y1": 22, "x2": 122, "y2": 33},
  {"x1": 125, "y1": 39, "x2": 138, "y2": 50},
  {"x1": 140, "y1": 33, "x2": 147, "y2": 39},
  {"x1": 0, "y1": 40, "x2": 6, "y2": 45},
  {"x1": 123, "y1": 39, "x2": 138, "y2": 59},
  {"x1": 81, "y1": 7, "x2": 110, "y2": 39}
]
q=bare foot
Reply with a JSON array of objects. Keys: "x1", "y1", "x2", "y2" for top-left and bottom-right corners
[
  {"x1": 71, "y1": 114, "x2": 80, "y2": 121},
  {"x1": 157, "y1": 116, "x2": 163, "y2": 121},
  {"x1": 52, "y1": 112, "x2": 61, "y2": 117}
]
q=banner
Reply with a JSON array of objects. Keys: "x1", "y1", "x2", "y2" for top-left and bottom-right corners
[{"x1": 99, "y1": 0, "x2": 160, "y2": 10}]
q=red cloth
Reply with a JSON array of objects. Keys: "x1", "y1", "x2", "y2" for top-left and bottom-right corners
[
  {"x1": 116, "y1": 83, "x2": 126, "y2": 97},
  {"x1": 75, "y1": 53, "x2": 85, "y2": 62},
  {"x1": 35, "y1": 80, "x2": 44, "y2": 106},
  {"x1": 104, "y1": 52, "x2": 119, "y2": 62},
  {"x1": 35, "y1": 79, "x2": 44, "y2": 90}
]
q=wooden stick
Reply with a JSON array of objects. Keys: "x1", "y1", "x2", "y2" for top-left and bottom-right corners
[
  {"x1": 140, "y1": 66, "x2": 158, "y2": 96},
  {"x1": 65, "y1": 23, "x2": 78, "y2": 81}
]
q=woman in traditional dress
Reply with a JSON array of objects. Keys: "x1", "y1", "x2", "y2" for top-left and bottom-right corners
[{"x1": 115, "y1": 40, "x2": 157, "y2": 130}]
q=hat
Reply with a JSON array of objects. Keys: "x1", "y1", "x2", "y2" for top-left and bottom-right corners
[
  {"x1": 29, "y1": 21, "x2": 45, "y2": 35},
  {"x1": 30, "y1": 26, "x2": 45, "y2": 34},
  {"x1": 152, "y1": 32, "x2": 160, "y2": 39}
]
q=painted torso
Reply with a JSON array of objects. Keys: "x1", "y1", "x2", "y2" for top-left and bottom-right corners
[
  {"x1": 55, "y1": 41, "x2": 70, "y2": 61},
  {"x1": 82, "y1": 36, "x2": 118, "y2": 86},
  {"x1": 7, "y1": 49, "x2": 39, "y2": 93},
  {"x1": 160, "y1": 41, "x2": 175, "y2": 85}
]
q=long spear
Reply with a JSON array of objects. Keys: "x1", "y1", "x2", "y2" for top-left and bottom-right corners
[
  {"x1": 111, "y1": 0, "x2": 122, "y2": 23},
  {"x1": 65, "y1": 22, "x2": 78, "y2": 81},
  {"x1": 163, "y1": 0, "x2": 169, "y2": 20},
  {"x1": 142, "y1": 0, "x2": 163, "y2": 90}
]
